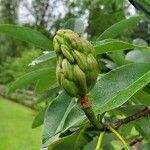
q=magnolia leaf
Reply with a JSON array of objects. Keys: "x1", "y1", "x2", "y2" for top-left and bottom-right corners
[
  {"x1": 43, "y1": 91, "x2": 84, "y2": 143},
  {"x1": 97, "y1": 15, "x2": 144, "y2": 40},
  {"x1": 35, "y1": 83, "x2": 60, "y2": 105},
  {"x1": 48, "y1": 129, "x2": 87, "y2": 150},
  {"x1": 0, "y1": 24, "x2": 53, "y2": 50},
  {"x1": 94, "y1": 39, "x2": 150, "y2": 55},
  {"x1": 108, "y1": 51, "x2": 128, "y2": 66},
  {"x1": 29, "y1": 51, "x2": 56, "y2": 66},
  {"x1": 135, "y1": 116, "x2": 150, "y2": 140},
  {"x1": 92, "y1": 63, "x2": 150, "y2": 114},
  {"x1": 8, "y1": 68, "x2": 56, "y2": 94},
  {"x1": 132, "y1": 90, "x2": 150, "y2": 106},
  {"x1": 32, "y1": 107, "x2": 47, "y2": 128}
]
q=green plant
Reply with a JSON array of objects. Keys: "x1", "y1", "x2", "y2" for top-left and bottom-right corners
[
  {"x1": 0, "y1": 48, "x2": 42, "y2": 84},
  {"x1": 0, "y1": 15, "x2": 150, "y2": 149}
]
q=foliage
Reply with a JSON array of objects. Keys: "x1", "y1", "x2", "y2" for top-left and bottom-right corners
[
  {"x1": 0, "y1": 48, "x2": 42, "y2": 84},
  {"x1": 0, "y1": 7, "x2": 150, "y2": 150},
  {"x1": 0, "y1": 25, "x2": 53, "y2": 50}
]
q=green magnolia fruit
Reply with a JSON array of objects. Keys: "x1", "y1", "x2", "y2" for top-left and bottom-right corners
[{"x1": 53, "y1": 29, "x2": 99, "y2": 98}]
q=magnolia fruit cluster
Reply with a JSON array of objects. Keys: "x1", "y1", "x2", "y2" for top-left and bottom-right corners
[{"x1": 53, "y1": 29, "x2": 99, "y2": 98}]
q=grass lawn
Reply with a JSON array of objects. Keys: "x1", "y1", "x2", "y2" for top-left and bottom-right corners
[{"x1": 0, "y1": 97, "x2": 42, "y2": 150}]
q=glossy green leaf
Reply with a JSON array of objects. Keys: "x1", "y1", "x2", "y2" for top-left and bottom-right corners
[
  {"x1": 62, "y1": 102, "x2": 85, "y2": 131},
  {"x1": 97, "y1": 15, "x2": 144, "y2": 40},
  {"x1": 132, "y1": 90, "x2": 150, "y2": 106},
  {"x1": 108, "y1": 51, "x2": 129, "y2": 66},
  {"x1": 143, "y1": 83, "x2": 150, "y2": 94},
  {"x1": 0, "y1": 24, "x2": 53, "y2": 50},
  {"x1": 119, "y1": 123, "x2": 134, "y2": 139},
  {"x1": 117, "y1": 105, "x2": 146, "y2": 116},
  {"x1": 29, "y1": 51, "x2": 56, "y2": 66},
  {"x1": 32, "y1": 107, "x2": 47, "y2": 128},
  {"x1": 84, "y1": 133, "x2": 114, "y2": 150},
  {"x1": 92, "y1": 63, "x2": 150, "y2": 114},
  {"x1": 135, "y1": 116, "x2": 150, "y2": 139},
  {"x1": 92, "y1": 39, "x2": 116, "y2": 46},
  {"x1": 94, "y1": 39, "x2": 150, "y2": 55},
  {"x1": 35, "y1": 83, "x2": 60, "y2": 104},
  {"x1": 35, "y1": 73, "x2": 57, "y2": 94},
  {"x1": 48, "y1": 129, "x2": 87, "y2": 150},
  {"x1": 83, "y1": 137, "x2": 98, "y2": 150},
  {"x1": 8, "y1": 67, "x2": 56, "y2": 94},
  {"x1": 43, "y1": 91, "x2": 84, "y2": 143}
]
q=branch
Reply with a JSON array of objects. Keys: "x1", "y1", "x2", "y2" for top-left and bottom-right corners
[
  {"x1": 129, "y1": 136, "x2": 143, "y2": 147},
  {"x1": 106, "y1": 107, "x2": 148, "y2": 149},
  {"x1": 110, "y1": 107, "x2": 150, "y2": 129},
  {"x1": 86, "y1": 106, "x2": 150, "y2": 131},
  {"x1": 122, "y1": 136, "x2": 143, "y2": 150},
  {"x1": 86, "y1": 107, "x2": 149, "y2": 149}
]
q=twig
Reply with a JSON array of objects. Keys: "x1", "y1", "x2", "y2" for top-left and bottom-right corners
[
  {"x1": 109, "y1": 107, "x2": 150, "y2": 130},
  {"x1": 129, "y1": 136, "x2": 143, "y2": 147},
  {"x1": 82, "y1": 102, "x2": 149, "y2": 149},
  {"x1": 122, "y1": 136, "x2": 143, "y2": 150},
  {"x1": 107, "y1": 107, "x2": 149, "y2": 150}
]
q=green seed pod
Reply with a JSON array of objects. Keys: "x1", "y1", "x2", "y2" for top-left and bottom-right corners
[{"x1": 53, "y1": 29, "x2": 99, "y2": 98}]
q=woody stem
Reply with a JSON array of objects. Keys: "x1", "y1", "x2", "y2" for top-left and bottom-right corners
[{"x1": 80, "y1": 97, "x2": 102, "y2": 129}]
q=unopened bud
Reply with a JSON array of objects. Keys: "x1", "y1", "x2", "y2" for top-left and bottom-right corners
[{"x1": 53, "y1": 29, "x2": 99, "y2": 98}]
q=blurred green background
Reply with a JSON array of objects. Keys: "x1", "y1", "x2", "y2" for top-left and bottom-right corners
[{"x1": 0, "y1": 97, "x2": 42, "y2": 150}]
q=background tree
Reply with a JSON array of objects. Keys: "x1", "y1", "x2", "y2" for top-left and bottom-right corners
[{"x1": 0, "y1": 0, "x2": 20, "y2": 60}]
